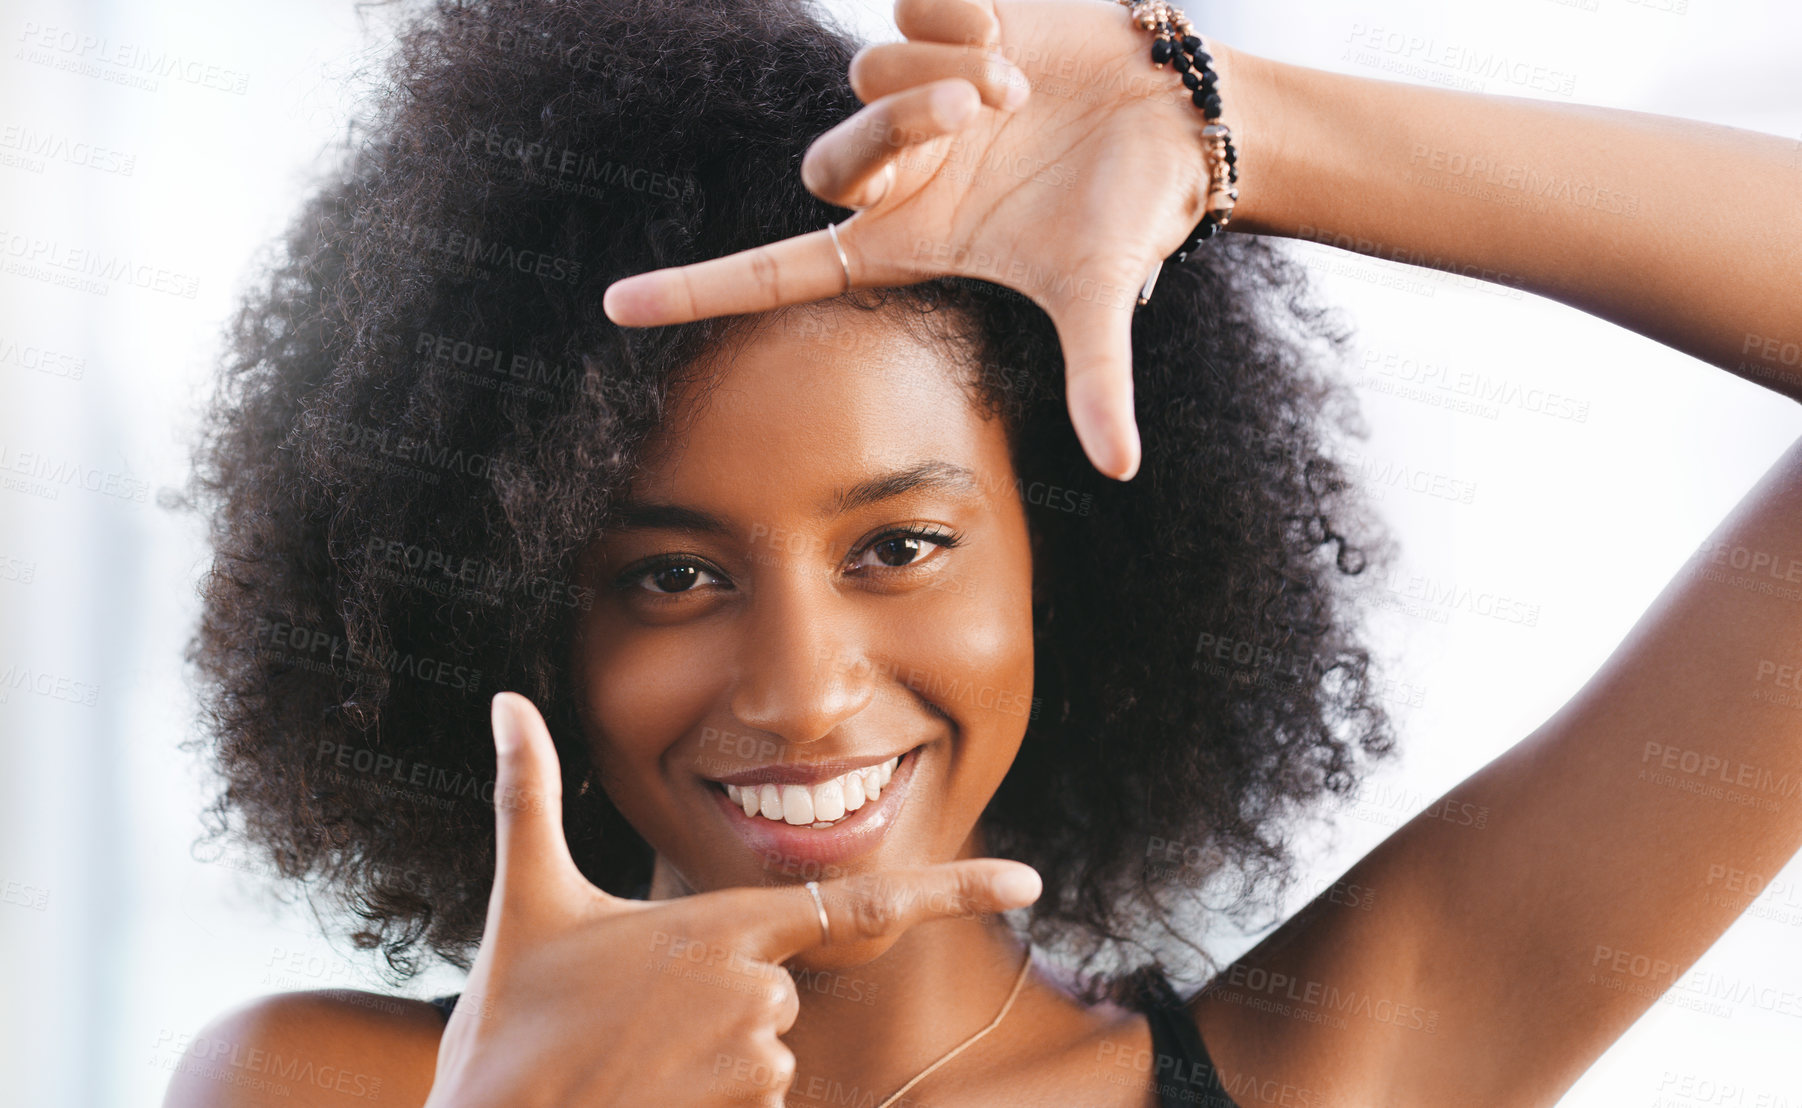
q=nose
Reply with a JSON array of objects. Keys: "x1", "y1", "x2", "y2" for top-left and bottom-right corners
[{"x1": 728, "y1": 567, "x2": 877, "y2": 748}]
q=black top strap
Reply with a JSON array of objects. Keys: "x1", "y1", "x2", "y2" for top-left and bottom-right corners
[{"x1": 1125, "y1": 966, "x2": 1241, "y2": 1108}]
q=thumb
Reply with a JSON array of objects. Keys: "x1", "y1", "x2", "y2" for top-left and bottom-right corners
[
  {"x1": 1049, "y1": 288, "x2": 1143, "y2": 482},
  {"x1": 489, "y1": 691, "x2": 584, "y2": 912}
]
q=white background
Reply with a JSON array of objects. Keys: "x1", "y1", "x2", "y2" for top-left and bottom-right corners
[{"x1": 1, "y1": 0, "x2": 1799, "y2": 1105}]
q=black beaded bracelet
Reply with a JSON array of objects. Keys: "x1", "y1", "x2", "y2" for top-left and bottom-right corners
[{"x1": 1116, "y1": 0, "x2": 1240, "y2": 304}]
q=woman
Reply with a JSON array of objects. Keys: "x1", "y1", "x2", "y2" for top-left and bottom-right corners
[{"x1": 169, "y1": 0, "x2": 1802, "y2": 1105}]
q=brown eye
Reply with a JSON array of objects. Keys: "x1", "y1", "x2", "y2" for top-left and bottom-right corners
[
  {"x1": 624, "y1": 561, "x2": 727, "y2": 595},
  {"x1": 849, "y1": 526, "x2": 962, "y2": 573},
  {"x1": 871, "y1": 535, "x2": 925, "y2": 568}
]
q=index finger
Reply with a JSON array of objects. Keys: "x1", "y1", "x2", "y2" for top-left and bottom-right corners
[
  {"x1": 601, "y1": 229, "x2": 851, "y2": 328},
  {"x1": 895, "y1": 0, "x2": 999, "y2": 48},
  {"x1": 749, "y1": 859, "x2": 1042, "y2": 964}
]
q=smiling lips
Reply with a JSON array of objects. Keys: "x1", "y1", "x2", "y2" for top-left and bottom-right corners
[
  {"x1": 704, "y1": 745, "x2": 921, "y2": 866},
  {"x1": 720, "y1": 756, "x2": 898, "y2": 829}
]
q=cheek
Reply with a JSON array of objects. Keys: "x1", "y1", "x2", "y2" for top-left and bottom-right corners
[
  {"x1": 577, "y1": 622, "x2": 731, "y2": 778},
  {"x1": 891, "y1": 564, "x2": 1036, "y2": 742}
]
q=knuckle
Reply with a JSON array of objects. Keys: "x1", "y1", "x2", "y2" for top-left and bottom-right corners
[
  {"x1": 758, "y1": 978, "x2": 792, "y2": 1018},
  {"x1": 848, "y1": 885, "x2": 906, "y2": 940},
  {"x1": 765, "y1": 1042, "x2": 797, "y2": 1089},
  {"x1": 672, "y1": 266, "x2": 701, "y2": 320},
  {"x1": 1072, "y1": 248, "x2": 1146, "y2": 284},
  {"x1": 951, "y1": 869, "x2": 987, "y2": 918},
  {"x1": 746, "y1": 245, "x2": 782, "y2": 298}
]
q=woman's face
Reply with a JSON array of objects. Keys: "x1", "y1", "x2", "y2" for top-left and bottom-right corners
[{"x1": 571, "y1": 306, "x2": 1038, "y2": 895}]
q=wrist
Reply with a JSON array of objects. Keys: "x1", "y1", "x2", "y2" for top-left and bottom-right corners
[
  {"x1": 1202, "y1": 42, "x2": 1318, "y2": 238},
  {"x1": 1116, "y1": 26, "x2": 1287, "y2": 247}
]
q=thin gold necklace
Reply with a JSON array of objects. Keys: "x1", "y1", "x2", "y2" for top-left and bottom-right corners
[{"x1": 872, "y1": 942, "x2": 1035, "y2": 1108}]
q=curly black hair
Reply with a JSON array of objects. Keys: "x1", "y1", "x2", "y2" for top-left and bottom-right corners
[{"x1": 182, "y1": 0, "x2": 1398, "y2": 1002}]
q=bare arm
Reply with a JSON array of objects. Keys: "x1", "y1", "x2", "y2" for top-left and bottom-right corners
[
  {"x1": 1188, "y1": 45, "x2": 1802, "y2": 1108},
  {"x1": 1194, "y1": 436, "x2": 1802, "y2": 1105},
  {"x1": 1218, "y1": 43, "x2": 1802, "y2": 397}
]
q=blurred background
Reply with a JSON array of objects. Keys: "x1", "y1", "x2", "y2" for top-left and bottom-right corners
[{"x1": 1, "y1": 0, "x2": 1799, "y2": 1104}]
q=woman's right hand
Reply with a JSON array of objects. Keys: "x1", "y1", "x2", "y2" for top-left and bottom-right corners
[{"x1": 423, "y1": 691, "x2": 1044, "y2": 1107}]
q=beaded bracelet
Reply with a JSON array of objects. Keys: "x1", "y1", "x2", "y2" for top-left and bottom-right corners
[{"x1": 1114, "y1": 0, "x2": 1240, "y2": 305}]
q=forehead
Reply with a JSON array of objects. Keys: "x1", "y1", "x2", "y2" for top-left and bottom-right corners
[{"x1": 630, "y1": 305, "x2": 1009, "y2": 501}]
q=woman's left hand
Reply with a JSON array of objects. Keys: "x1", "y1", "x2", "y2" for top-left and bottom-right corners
[{"x1": 601, "y1": 0, "x2": 1244, "y2": 481}]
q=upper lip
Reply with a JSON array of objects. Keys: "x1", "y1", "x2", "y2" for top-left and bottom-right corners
[{"x1": 703, "y1": 746, "x2": 914, "y2": 788}]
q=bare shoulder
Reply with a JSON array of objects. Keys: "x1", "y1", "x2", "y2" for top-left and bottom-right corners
[{"x1": 160, "y1": 989, "x2": 446, "y2": 1108}]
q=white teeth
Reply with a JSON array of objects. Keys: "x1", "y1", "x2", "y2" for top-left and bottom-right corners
[
  {"x1": 813, "y1": 777, "x2": 846, "y2": 821},
  {"x1": 719, "y1": 754, "x2": 905, "y2": 827},
  {"x1": 781, "y1": 785, "x2": 815, "y2": 826}
]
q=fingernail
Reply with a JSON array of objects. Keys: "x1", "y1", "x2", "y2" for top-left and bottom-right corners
[
  {"x1": 1117, "y1": 432, "x2": 1141, "y2": 481},
  {"x1": 1088, "y1": 421, "x2": 1139, "y2": 482},
  {"x1": 1084, "y1": 432, "x2": 1126, "y2": 482},
  {"x1": 1002, "y1": 68, "x2": 1029, "y2": 110},
  {"x1": 601, "y1": 281, "x2": 630, "y2": 324},
  {"x1": 491, "y1": 693, "x2": 520, "y2": 753},
  {"x1": 602, "y1": 277, "x2": 651, "y2": 326},
  {"x1": 994, "y1": 865, "x2": 1042, "y2": 906},
  {"x1": 932, "y1": 82, "x2": 978, "y2": 126}
]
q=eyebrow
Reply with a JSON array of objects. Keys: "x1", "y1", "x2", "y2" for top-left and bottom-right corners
[{"x1": 608, "y1": 460, "x2": 984, "y2": 535}]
